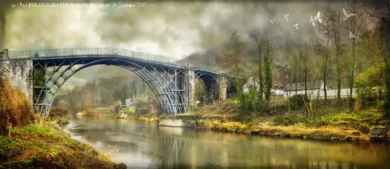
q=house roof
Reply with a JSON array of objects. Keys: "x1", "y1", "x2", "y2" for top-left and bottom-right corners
[{"x1": 285, "y1": 80, "x2": 324, "y2": 91}]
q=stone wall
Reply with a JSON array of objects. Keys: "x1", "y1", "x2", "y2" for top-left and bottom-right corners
[{"x1": 0, "y1": 59, "x2": 33, "y2": 103}]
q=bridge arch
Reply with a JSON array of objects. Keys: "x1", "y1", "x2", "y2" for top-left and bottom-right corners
[
  {"x1": 195, "y1": 71, "x2": 220, "y2": 104},
  {"x1": 33, "y1": 57, "x2": 188, "y2": 116}
]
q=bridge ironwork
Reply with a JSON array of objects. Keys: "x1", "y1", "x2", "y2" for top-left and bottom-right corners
[
  {"x1": 6, "y1": 48, "x2": 225, "y2": 116},
  {"x1": 8, "y1": 48, "x2": 179, "y2": 64}
]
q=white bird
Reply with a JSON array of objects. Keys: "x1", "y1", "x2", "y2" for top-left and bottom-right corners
[
  {"x1": 343, "y1": 8, "x2": 356, "y2": 20},
  {"x1": 349, "y1": 31, "x2": 358, "y2": 39},
  {"x1": 284, "y1": 13, "x2": 289, "y2": 22},
  {"x1": 293, "y1": 23, "x2": 299, "y2": 30},
  {"x1": 309, "y1": 15, "x2": 316, "y2": 27},
  {"x1": 314, "y1": 11, "x2": 322, "y2": 23},
  {"x1": 270, "y1": 18, "x2": 276, "y2": 24}
]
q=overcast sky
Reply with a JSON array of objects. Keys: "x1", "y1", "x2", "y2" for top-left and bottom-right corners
[
  {"x1": 2, "y1": 0, "x2": 375, "y2": 89},
  {"x1": 3, "y1": 1, "x2": 354, "y2": 59}
]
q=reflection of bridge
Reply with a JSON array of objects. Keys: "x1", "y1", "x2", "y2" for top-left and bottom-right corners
[{"x1": 0, "y1": 48, "x2": 234, "y2": 116}]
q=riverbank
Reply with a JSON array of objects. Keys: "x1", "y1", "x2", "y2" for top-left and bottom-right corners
[
  {"x1": 117, "y1": 100, "x2": 390, "y2": 142},
  {"x1": 0, "y1": 121, "x2": 125, "y2": 169},
  {"x1": 195, "y1": 101, "x2": 389, "y2": 141},
  {"x1": 199, "y1": 120, "x2": 368, "y2": 141},
  {"x1": 118, "y1": 113, "x2": 372, "y2": 141}
]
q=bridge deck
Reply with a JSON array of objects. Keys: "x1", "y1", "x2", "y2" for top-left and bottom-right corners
[{"x1": 7, "y1": 48, "x2": 218, "y2": 76}]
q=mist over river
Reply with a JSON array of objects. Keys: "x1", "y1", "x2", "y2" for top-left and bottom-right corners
[{"x1": 66, "y1": 118, "x2": 390, "y2": 169}]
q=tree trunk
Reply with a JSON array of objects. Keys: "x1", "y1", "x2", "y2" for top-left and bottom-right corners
[
  {"x1": 349, "y1": 38, "x2": 356, "y2": 109},
  {"x1": 335, "y1": 20, "x2": 341, "y2": 101},
  {"x1": 294, "y1": 67, "x2": 297, "y2": 95},
  {"x1": 323, "y1": 24, "x2": 330, "y2": 101},
  {"x1": 264, "y1": 42, "x2": 272, "y2": 103},
  {"x1": 323, "y1": 62, "x2": 328, "y2": 101},
  {"x1": 304, "y1": 66, "x2": 307, "y2": 98},
  {"x1": 258, "y1": 45, "x2": 263, "y2": 103}
]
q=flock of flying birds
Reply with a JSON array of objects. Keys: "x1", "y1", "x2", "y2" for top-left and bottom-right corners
[{"x1": 269, "y1": 8, "x2": 358, "y2": 39}]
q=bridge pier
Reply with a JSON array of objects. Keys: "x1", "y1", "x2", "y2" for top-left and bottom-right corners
[
  {"x1": 219, "y1": 72, "x2": 228, "y2": 101},
  {"x1": 0, "y1": 49, "x2": 33, "y2": 105},
  {"x1": 186, "y1": 63, "x2": 196, "y2": 111}
]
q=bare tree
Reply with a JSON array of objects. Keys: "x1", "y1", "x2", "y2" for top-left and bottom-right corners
[
  {"x1": 317, "y1": 10, "x2": 333, "y2": 101},
  {"x1": 249, "y1": 30, "x2": 265, "y2": 104},
  {"x1": 300, "y1": 43, "x2": 310, "y2": 98},
  {"x1": 344, "y1": 0, "x2": 371, "y2": 108},
  {"x1": 327, "y1": 6, "x2": 344, "y2": 101}
]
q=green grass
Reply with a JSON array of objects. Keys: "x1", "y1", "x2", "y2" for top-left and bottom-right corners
[{"x1": 0, "y1": 124, "x2": 114, "y2": 168}]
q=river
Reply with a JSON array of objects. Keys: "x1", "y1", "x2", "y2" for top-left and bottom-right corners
[{"x1": 66, "y1": 118, "x2": 390, "y2": 169}]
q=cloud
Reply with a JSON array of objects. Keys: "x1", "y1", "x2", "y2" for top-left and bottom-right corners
[
  {"x1": 4, "y1": 1, "x2": 344, "y2": 59},
  {"x1": 3, "y1": 1, "x2": 376, "y2": 61}
]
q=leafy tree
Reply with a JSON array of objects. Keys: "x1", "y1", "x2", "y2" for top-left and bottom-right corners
[
  {"x1": 369, "y1": 0, "x2": 390, "y2": 117},
  {"x1": 217, "y1": 31, "x2": 250, "y2": 112}
]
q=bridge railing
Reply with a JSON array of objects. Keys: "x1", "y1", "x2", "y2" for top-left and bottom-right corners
[{"x1": 8, "y1": 48, "x2": 179, "y2": 64}]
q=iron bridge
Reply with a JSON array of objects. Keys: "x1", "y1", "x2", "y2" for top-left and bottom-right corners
[{"x1": 7, "y1": 48, "x2": 230, "y2": 116}]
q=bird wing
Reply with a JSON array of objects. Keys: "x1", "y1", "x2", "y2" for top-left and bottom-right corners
[
  {"x1": 317, "y1": 11, "x2": 320, "y2": 18},
  {"x1": 343, "y1": 8, "x2": 348, "y2": 16},
  {"x1": 312, "y1": 22, "x2": 315, "y2": 27}
]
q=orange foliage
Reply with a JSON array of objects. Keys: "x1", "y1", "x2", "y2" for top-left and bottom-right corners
[{"x1": 0, "y1": 78, "x2": 34, "y2": 135}]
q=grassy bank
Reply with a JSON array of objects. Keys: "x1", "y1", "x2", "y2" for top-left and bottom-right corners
[
  {"x1": 193, "y1": 100, "x2": 390, "y2": 141},
  {"x1": 199, "y1": 120, "x2": 368, "y2": 141},
  {"x1": 140, "y1": 99, "x2": 389, "y2": 142},
  {"x1": 0, "y1": 122, "x2": 116, "y2": 169}
]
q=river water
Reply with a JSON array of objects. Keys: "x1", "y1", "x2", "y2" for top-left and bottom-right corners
[{"x1": 66, "y1": 118, "x2": 390, "y2": 169}]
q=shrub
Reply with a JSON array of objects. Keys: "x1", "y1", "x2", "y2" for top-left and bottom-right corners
[
  {"x1": 0, "y1": 78, "x2": 34, "y2": 135},
  {"x1": 289, "y1": 94, "x2": 309, "y2": 109},
  {"x1": 135, "y1": 100, "x2": 148, "y2": 115},
  {"x1": 355, "y1": 66, "x2": 386, "y2": 106}
]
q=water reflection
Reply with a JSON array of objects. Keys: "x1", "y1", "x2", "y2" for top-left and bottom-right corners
[{"x1": 67, "y1": 118, "x2": 390, "y2": 169}]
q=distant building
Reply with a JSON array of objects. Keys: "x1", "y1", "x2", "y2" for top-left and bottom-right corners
[
  {"x1": 284, "y1": 80, "x2": 326, "y2": 97},
  {"x1": 284, "y1": 80, "x2": 360, "y2": 99}
]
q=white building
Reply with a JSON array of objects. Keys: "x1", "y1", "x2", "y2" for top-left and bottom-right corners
[{"x1": 284, "y1": 81, "x2": 357, "y2": 99}]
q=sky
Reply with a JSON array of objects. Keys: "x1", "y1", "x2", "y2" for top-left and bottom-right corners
[
  {"x1": 0, "y1": 0, "x2": 375, "y2": 89},
  {"x1": 2, "y1": 0, "x2": 349, "y2": 59}
]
